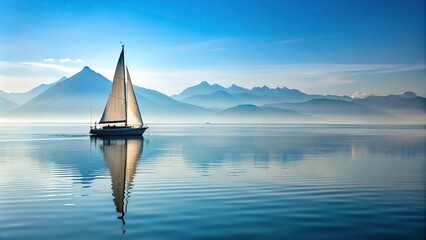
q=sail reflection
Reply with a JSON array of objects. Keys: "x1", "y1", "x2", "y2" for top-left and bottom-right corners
[{"x1": 91, "y1": 136, "x2": 144, "y2": 234}]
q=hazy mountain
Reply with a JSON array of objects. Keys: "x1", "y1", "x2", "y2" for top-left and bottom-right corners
[
  {"x1": 0, "y1": 96, "x2": 18, "y2": 114},
  {"x1": 265, "y1": 99, "x2": 394, "y2": 123},
  {"x1": 9, "y1": 67, "x2": 111, "y2": 118},
  {"x1": 353, "y1": 95, "x2": 425, "y2": 111},
  {"x1": 249, "y1": 86, "x2": 311, "y2": 102},
  {"x1": 172, "y1": 81, "x2": 227, "y2": 100},
  {"x1": 7, "y1": 67, "x2": 210, "y2": 122},
  {"x1": 175, "y1": 82, "x2": 352, "y2": 109},
  {"x1": 247, "y1": 86, "x2": 352, "y2": 102},
  {"x1": 132, "y1": 86, "x2": 210, "y2": 122},
  {"x1": 226, "y1": 84, "x2": 250, "y2": 94},
  {"x1": 318, "y1": 94, "x2": 352, "y2": 101},
  {"x1": 353, "y1": 94, "x2": 425, "y2": 123},
  {"x1": 400, "y1": 91, "x2": 417, "y2": 98},
  {"x1": 1, "y1": 77, "x2": 67, "y2": 105},
  {"x1": 216, "y1": 104, "x2": 316, "y2": 123},
  {"x1": 180, "y1": 90, "x2": 241, "y2": 109}
]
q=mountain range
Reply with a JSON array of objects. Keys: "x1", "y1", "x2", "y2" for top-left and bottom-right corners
[
  {"x1": 173, "y1": 81, "x2": 352, "y2": 109},
  {"x1": 264, "y1": 99, "x2": 394, "y2": 123},
  {"x1": 0, "y1": 66, "x2": 424, "y2": 123}
]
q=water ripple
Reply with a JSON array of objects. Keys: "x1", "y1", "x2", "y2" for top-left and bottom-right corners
[{"x1": 0, "y1": 125, "x2": 425, "y2": 239}]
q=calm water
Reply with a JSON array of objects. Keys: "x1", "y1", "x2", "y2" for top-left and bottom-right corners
[{"x1": 0, "y1": 124, "x2": 425, "y2": 239}]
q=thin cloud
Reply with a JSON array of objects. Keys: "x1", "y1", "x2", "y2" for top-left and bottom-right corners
[
  {"x1": 316, "y1": 77, "x2": 355, "y2": 86},
  {"x1": 42, "y1": 58, "x2": 84, "y2": 63},
  {"x1": 374, "y1": 64, "x2": 426, "y2": 74},
  {"x1": 22, "y1": 61, "x2": 78, "y2": 74},
  {"x1": 176, "y1": 39, "x2": 233, "y2": 52},
  {"x1": 59, "y1": 58, "x2": 71, "y2": 63},
  {"x1": 208, "y1": 48, "x2": 225, "y2": 52},
  {"x1": 277, "y1": 38, "x2": 309, "y2": 44},
  {"x1": 273, "y1": 63, "x2": 426, "y2": 77}
]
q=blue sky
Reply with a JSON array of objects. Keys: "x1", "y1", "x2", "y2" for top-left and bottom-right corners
[{"x1": 0, "y1": 0, "x2": 425, "y2": 96}]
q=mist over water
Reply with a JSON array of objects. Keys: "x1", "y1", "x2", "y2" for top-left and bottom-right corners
[{"x1": 0, "y1": 124, "x2": 425, "y2": 239}]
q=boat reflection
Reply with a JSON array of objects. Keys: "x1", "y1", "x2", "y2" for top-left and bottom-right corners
[{"x1": 91, "y1": 136, "x2": 144, "y2": 234}]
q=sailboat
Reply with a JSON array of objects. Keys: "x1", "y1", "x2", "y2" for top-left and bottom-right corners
[{"x1": 90, "y1": 45, "x2": 148, "y2": 136}]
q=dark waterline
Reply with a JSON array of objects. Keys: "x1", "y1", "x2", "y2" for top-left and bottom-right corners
[{"x1": 0, "y1": 124, "x2": 425, "y2": 239}]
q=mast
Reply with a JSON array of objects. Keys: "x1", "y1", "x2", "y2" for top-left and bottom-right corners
[{"x1": 122, "y1": 44, "x2": 128, "y2": 127}]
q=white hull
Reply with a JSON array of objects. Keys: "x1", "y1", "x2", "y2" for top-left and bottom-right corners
[{"x1": 90, "y1": 126, "x2": 148, "y2": 136}]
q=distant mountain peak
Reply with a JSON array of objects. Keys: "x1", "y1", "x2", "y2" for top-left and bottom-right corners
[
  {"x1": 173, "y1": 81, "x2": 226, "y2": 100},
  {"x1": 76, "y1": 66, "x2": 97, "y2": 76},
  {"x1": 77, "y1": 66, "x2": 95, "y2": 74},
  {"x1": 400, "y1": 91, "x2": 417, "y2": 98},
  {"x1": 228, "y1": 84, "x2": 243, "y2": 89},
  {"x1": 199, "y1": 81, "x2": 211, "y2": 86},
  {"x1": 252, "y1": 86, "x2": 270, "y2": 91},
  {"x1": 227, "y1": 84, "x2": 249, "y2": 93},
  {"x1": 71, "y1": 66, "x2": 102, "y2": 81}
]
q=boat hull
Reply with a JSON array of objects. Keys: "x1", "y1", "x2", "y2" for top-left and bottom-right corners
[{"x1": 89, "y1": 126, "x2": 148, "y2": 136}]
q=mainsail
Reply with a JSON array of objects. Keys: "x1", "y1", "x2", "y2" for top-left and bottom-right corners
[
  {"x1": 99, "y1": 48, "x2": 126, "y2": 123},
  {"x1": 126, "y1": 67, "x2": 143, "y2": 126}
]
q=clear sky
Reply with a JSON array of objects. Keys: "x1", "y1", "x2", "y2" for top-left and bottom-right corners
[{"x1": 0, "y1": 0, "x2": 425, "y2": 96}]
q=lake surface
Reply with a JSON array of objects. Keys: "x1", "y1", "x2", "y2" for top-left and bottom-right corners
[{"x1": 0, "y1": 124, "x2": 425, "y2": 239}]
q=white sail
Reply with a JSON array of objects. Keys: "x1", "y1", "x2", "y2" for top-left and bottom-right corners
[
  {"x1": 126, "y1": 67, "x2": 144, "y2": 126},
  {"x1": 99, "y1": 49, "x2": 126, "y2": 123}
]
